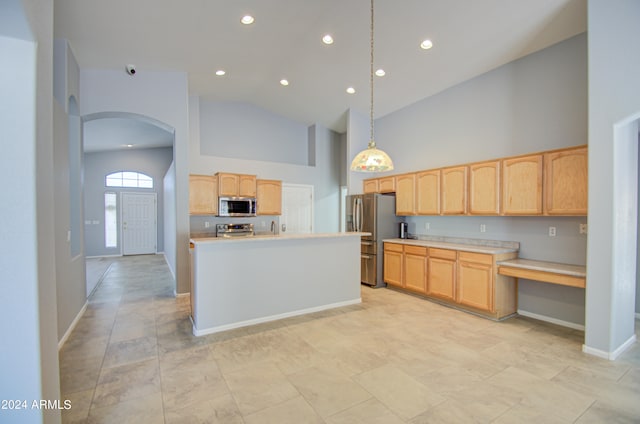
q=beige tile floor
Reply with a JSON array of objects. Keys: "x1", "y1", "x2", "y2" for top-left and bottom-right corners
[{"x1": 61, "y1": 255, "x2": 640, "y2": 423}]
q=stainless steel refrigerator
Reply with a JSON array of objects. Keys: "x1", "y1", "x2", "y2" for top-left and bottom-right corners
[{"x1": 346, "y1": 193, "x2": 398, "y2": 288}]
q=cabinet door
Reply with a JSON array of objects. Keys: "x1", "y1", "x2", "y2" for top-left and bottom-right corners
[
  {"x1": 256, "y1": 180, "x2": 282, "y2": 215},
  {"x1": 363, "y1": 179, "x2": 379, "y2": 194},
  {"x1": 239, "y1": 174, "x2": 257, "y2": 197},
  {"x1": 404, "y1": 246, "x2": 427, "y2": 294},
  {"x1": 457, "y1": 254, "x2": 494, "y2": 312},
  {"x1": 469, "y1": 161, "x2": 500, "y2": 215},
  {"x1": 427, "y1": 256, "x2": 456, "y2": 300},
  {"x1": 544, "y1": 147, "x2": 587, "y2": 215},
  {"x1": 383, "y1": 244, "x2": 403, "y2": 287},
  {"x1": 395, "y1": 174, "x2": 416, "y2": 216},
  {"x1": 441, "y1": 166, "x2": 468, "y2": 215},
  {"x1": 416, "y1": 170, "x2": 440, "y2": 215},
  {"x1": 502, "y1": 155, "x2": 543, "y2": 215},
  {"x1": 218, "y1": 173, "x2": 239, "y2": 197},
  {"x1": 379, "y1": 176, "x2": 396, "y2": 193},
  {"x1": 189, "y1": 174, "x2": 217, "y2": 215}
]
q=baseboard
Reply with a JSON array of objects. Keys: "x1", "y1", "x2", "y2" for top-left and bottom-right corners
[
  {"x1": 583, "y1": 334, "x2": 638, "y2": 360},
  {"x1": 192, "y1": 298, "x2": 362, "y2": 336},
  {"x1": 58, "y1": 302, "x2": 88, "y2": 351},
  {"x1": 162, "y1": 252, "x2": 177, "y2": 282},
  {"x1": 517, "y1": 309, "x2": 585, "y2": 331}
]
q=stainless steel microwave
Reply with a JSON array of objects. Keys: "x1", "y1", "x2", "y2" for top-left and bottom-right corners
[{"x1": 218, "y1": 197, "x2": 256, "y2": 217}]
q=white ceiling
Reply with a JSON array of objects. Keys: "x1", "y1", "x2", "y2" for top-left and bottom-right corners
[{"x1": 55, "y1": 0, "x2": 586, "y2": 152}]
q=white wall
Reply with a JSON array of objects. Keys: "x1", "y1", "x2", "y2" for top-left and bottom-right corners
[
  {"x1": 164, "y1": 161, "x2": 177, "y2": 280},
  {"x1": 585, "y1": 0, "x2": 640, "y2": 358},
  {"x1": 0, "y1": 0, "x2": 60, "y2": 422},
  {"x1": 80, "y1": 69, "x2": 190, "y2": 293},
  {"x1": 191, "y1": 97, "x2": 343, "y2": 233},
  {"x1": 373, "y1": 34, "x2": 588, "y2": 327}
]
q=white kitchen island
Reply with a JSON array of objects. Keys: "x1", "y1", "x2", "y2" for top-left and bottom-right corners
[{"x1": 189, "y1": 232, "x2": 364, "y2": 336}]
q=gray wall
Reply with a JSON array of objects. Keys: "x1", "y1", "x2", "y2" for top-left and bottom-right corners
[
  {"x1": 164, "y1": 161, "x2": 177, "y2": 280},
  {"x1": 585, "y1": 0, "x2": 640, "y2": 355},
  {"x1": 83, "y1": 147, "x2": 174, "y2": 257},
  {"x1": 200, "y1": 101, "x2": 309, "y2": 165},
  {"x1": 375, "y1": 34, "x2": 588, "y2": 326},
  {"x1": 0, "y1": 0, "x2": 61, "y2": 422},
  {"x1": 190, "y1": 97, "x2": 343, "y2": 234}
]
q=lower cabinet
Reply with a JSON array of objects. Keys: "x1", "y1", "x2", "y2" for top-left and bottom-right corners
[
  {"x1": 427, "y1": 248, "x2": 456, "y2": 301},
  {"x1": 384, "y1": 242, "x2": 518, "y2": 320}
]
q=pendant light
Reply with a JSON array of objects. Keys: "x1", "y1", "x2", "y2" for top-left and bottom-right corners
[{"x1": 350, "y1": 0, "x2": 394, "y2": 172}]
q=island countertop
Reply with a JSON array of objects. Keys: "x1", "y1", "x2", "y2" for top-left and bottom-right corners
[{"x1": 190, "y1": 232, "x2": 370, "y2": 245}]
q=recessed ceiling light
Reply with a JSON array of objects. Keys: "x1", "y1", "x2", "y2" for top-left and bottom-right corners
[
  {"x1": 420, "y1": 39, "x2": 433, "y2": 50},
  {"x1": 375, "y1": 69, "x2": 385, "y2": 77},
  {"x1": 346, "y1": 87, "x2": 356, "y2": 94},
  {"x1": 126, "y1": 144, "x2": 133, "y2": 148},
  {"x1": 241, "y1": 15, "x2": 255, "y2": 25},
  {"x1": 280, "y1": 79, "x2": 289, "y2": 86},
  {"x1": 215, "y1": 70, "x2": 226, "y2": 76},
  {"x1": 322, "y1": 34, "x2": 334, "y2": 45}
]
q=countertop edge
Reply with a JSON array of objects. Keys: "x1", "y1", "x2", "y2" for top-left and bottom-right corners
[
  {"x1": 191, "y1": 232, "x2": 370, "y2": 244},
  {"x1": 496, "y1": 259, "x2": 586, "y2": 278},
  {"x1": 382, "y1": 238, "x2": 518, "y2": 255}
]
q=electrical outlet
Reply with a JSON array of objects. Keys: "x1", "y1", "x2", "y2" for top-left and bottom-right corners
[
  {"x1": 480, "y1": 224, "x2": 486, "y2": 233},
  {"x1": 425, "y1": 222, "x2": 430, "y2": 230},
  {"x1": 204, "y1": 221, "x2": 210, "y2": 228},
  {"x1": 548, "y1": 226, "x2": 556, "y2": 237},
  {"x1": 579, "y1": 223, "x2": 588, "y2": 234}
]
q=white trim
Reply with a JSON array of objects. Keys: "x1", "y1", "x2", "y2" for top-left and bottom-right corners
[
  {"x1": 192, "y1": 298, "x2": 361, "y2": 336},
  {"x1": 517, "y1": 309, "x2": 585, "y2": 331},
  {"x1": 85, "y1": 254, "x2": 122, "y2": 259},
  {"x1": 162, "y1": 252, "x2": 176, "y2": 281},
  {"x1": 58, "y1": 302, "x2": 88, "y2": 351},
  {"x1": 582, "y1": 334, "x2": 637, "y2": 360}
]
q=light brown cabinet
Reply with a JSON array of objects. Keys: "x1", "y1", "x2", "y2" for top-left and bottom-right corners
[
  {"x1": 469, "y1": 161, "x2": 500, "y2": 215},
  {"x1": 379, "y1": 176, "x2": 396, "y2": 193},
  {"x1": 256, "y1": 179, "x2": 282, "y2": 215},
  {"x1": 427, "y1": 248, "x2": 457, "y2": 301},
  {"x1": 544, "y1": 146, "x2": 588, "y2": 215},
  {"x1": 189, "y1": 174, "x2": 218, "y2": 215},
  {"x1": 217, "y1": 172, "x2": 257, "y2": 197},
  {"x1": 363, "y1": 179, "x2": 379, "y2": 194},
  {"x1": 502, "y1": 154, "x2": 543, "y2": 215},
  {"x1": 457, "y1": 252, "x2": 493, "y2": 312},
  {"x1": 383, "y1": 243, "x2": 403, "y2": 288},
  {"x1": 403, "y1": 245, "x2": 427, "y2": 294},
  {"x1": 416, "y1": 170, "x2": 440, "y2": 215},
  {"x1": 395, "y1": 174, "x2": 416, "y2": 216},
  {"x1": 441, "y1": 166, "x2": 468, "y2": 215}
]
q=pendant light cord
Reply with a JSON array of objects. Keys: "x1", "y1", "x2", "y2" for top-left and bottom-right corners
[{"x1": 369, "y1": 0, "x2": 375, "y2": 149}]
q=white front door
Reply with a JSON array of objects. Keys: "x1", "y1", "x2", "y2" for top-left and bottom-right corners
[
  {"x1": 122, "y1": 192, "x2": 157, "y2": 255},
  {"x1": 281, "y1": 184, "x2": 313, "y2": 234}
]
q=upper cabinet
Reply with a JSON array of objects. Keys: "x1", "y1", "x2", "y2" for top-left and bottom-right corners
[
  {"x1": 189, "y1": 174, "x2": 218, "y2": 215},
  {"x1": 502, "y1": 154, "x2": 543, "y2": 215},
  {"x1": 256, "y1": 179, "x2": 282, "y2": 215},
  {"x1": 217, "y1": 173, "x2": 257, "y2": 197},
  {"x1": 416, "y1": 170, "x2": 440, "y2": 215},
  {"x1": 469, "y1": 160, "x2": 500, "y2": 215},
  {"x1": 544, "y1": 146, "x2": 588, "y2": 215},
  {"x1": 379, "y1": 176, "x2": 396, "y2": 193},
  {"x1": 395, "y1": 173, "x2": 416, "y2": 216},
  {"x1": 363, "y1": 179, "x2": 379, "y2": 194},
  {"x1": 441, "y1": 166, "x2": 468, "y2": 215}
]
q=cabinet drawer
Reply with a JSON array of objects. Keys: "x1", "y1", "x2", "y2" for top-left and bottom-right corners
[
  {"x1": 404, "y1": 245, "x2": 427, "y2": 256},
  {"x1": 458, "y1": 251, "x2": 493, "y2": 265},
  {"x1": 384, "y1": 243, "x2": 404, "y2": 253},
  {"x1": 428, "y1": 248, "x2": 457, "y2": 260}
]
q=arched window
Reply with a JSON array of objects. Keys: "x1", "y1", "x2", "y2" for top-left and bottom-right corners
[{"x1": 105, "y1": 171, "x2": 153, "y2": 188}]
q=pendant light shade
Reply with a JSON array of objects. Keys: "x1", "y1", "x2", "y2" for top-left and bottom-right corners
[{"x1": 350, "y1": 0, "x2": 394, "y2": 173}]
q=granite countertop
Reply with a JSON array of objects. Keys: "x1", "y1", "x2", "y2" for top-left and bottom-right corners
[
  {"x1": 496, "y1": 258, "x2": 586, "y2": 278},
  {"x1": 383, "y1": 238, "x2": 519, "y2": 255},
  {"x1": 191, "y1": 232, "x2": 370, "y2": 244}
]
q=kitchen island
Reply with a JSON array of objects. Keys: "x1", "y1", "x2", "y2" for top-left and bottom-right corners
[{"x1": 189, "y1": 232, "x2": 364, "y2": 336}]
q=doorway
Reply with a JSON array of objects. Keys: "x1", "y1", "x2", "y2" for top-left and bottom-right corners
[
  {"x1": 122, "y1": 192, "x2": 157, "y2": 255},
  {"x1": 281, "y1": 184, "x2": 314, "y2": 234}
]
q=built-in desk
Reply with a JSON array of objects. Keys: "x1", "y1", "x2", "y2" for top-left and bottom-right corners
[{"x1": 497, "y1": 259, "x2": 586, "y2": 289}]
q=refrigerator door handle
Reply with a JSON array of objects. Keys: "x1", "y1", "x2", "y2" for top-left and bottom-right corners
[{"x1": 358, "y1": 198, "x2": 364, "y2": 232}]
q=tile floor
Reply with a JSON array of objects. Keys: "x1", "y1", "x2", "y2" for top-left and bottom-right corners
[{"x1": 60, "y1": 255, "x2": 640, "y2": 423}]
